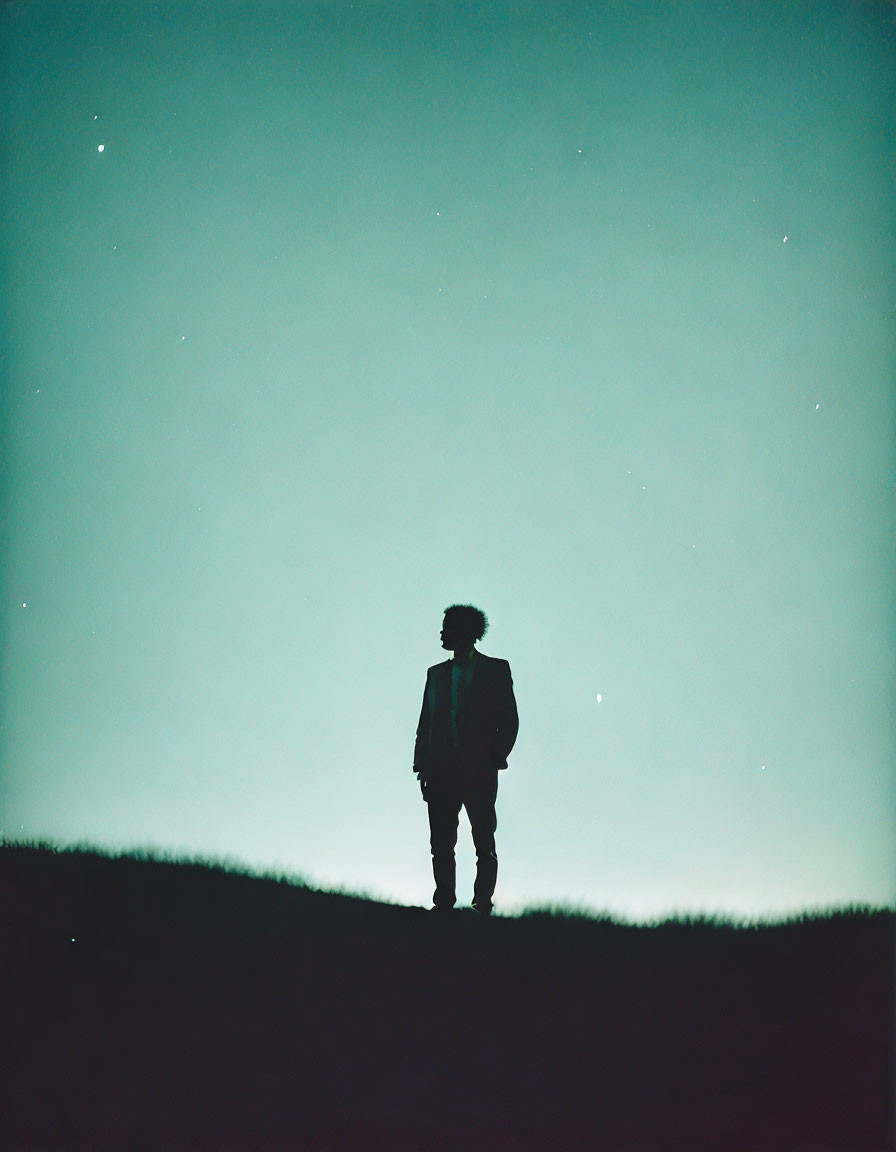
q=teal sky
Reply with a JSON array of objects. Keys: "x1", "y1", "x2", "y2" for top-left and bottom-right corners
[{"x1": 2, "y1": 0, "x2": 894, "y2": 919}]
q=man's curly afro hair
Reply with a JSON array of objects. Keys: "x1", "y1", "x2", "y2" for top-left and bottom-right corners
[{"x1": 443, "y1": 603, "x2": 489, "y2": 643}]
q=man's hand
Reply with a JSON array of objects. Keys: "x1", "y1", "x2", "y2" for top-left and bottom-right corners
[{"x1": 417, "y1": 775, "x2": 429, "y2": 800}]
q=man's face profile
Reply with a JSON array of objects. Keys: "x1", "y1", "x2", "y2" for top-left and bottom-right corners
[{"x1": 440, "y1": 614, "x2": 466, "y2": 651}]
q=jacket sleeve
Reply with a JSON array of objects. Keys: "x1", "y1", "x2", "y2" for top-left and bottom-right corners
[
  {"x1": 413, "y1": 671, "x2": 431, "y2": 777},
  {"x1": 495, "y1": 662, "x2": 519, "y2": 765}
]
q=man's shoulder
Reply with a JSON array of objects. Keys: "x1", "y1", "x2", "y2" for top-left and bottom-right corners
[
  {"x1": 475, "y1": 652, "x2": 512, "y2": 673},
  {"x1": 425, "y1": 654, "x2": 512, "y2": 675}
]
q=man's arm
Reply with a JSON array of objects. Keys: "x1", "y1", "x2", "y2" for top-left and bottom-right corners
[
  {"x1": 494, "y1": 661, "x2": 519, "y2": 765},
  {"x1": 413, "y1": 671, "x2": 431, "y2": 779}
]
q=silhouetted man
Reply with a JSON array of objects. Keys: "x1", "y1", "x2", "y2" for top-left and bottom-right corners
[{"x1": 414, "y1": 604, "x2": 518, "y2": 915}]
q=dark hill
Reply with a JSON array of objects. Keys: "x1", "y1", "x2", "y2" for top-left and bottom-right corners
[{"x1": 1, "y1": 843, "x2": 892, "y2": 1151}]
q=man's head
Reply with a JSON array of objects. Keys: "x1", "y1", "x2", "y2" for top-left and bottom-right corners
[{"x1": 440, "y1": 604, "x2": 489, "y2": 653}]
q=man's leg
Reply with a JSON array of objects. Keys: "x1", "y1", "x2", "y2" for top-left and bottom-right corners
[
  {"x1": 465, "y1": 772, "x2": 499, "y2": 914},
  {"x1": 427, "y1": 784, "x2": 462, "y2": 910}
]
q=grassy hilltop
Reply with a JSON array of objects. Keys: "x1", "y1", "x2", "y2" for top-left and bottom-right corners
[{"x1": 1, "y1": 842, "x2": 892, "y2": 1151}]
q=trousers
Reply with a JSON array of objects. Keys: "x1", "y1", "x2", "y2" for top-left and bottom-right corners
[{"x1": 426, "y1": 768, "x2": 499, "y2": 911}]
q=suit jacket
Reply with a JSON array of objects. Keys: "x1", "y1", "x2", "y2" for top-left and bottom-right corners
[{"x1": 414, "y1": 652, "x2": 519, "y2": 783}]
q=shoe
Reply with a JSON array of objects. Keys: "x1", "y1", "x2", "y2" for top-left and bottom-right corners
[{"x1": 470, "y1": 902, "x2": 493, "y2": 916}]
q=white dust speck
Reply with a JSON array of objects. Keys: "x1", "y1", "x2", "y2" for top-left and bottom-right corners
[
  {"x1": 596, "y1": 693, "x2": 602, "y2": 703},
  {"x1": 97, "y1": 144, "x2": 105, "y2": 152}
]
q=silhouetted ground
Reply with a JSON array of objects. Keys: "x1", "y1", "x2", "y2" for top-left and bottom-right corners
[{"x1": 1, "y1": 842, "x2": 892, "y2": 1151}]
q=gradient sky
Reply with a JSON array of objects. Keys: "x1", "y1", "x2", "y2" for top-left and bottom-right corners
[{"x1": 2, "y1": 0, "x2": 894, "y2": 919}]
